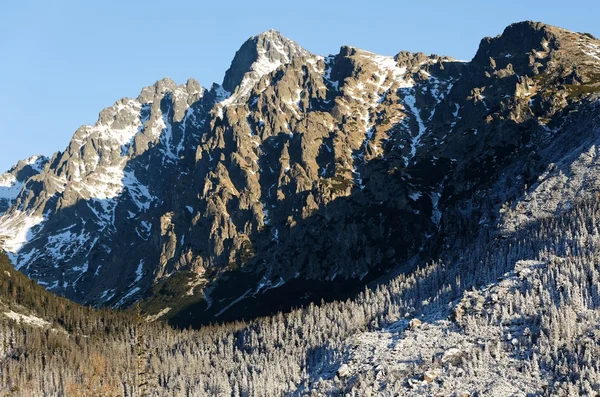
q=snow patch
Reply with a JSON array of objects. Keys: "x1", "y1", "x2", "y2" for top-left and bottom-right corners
[
  {"x1": 409, "y1": 192, "x2": 422, "y2": 201},
  {"x1": 133, "y1": 260, "x2": 144, "y2": 285},
  {"x1": 0, "y1": 211, "x2": 45, "y2": 267},
  {"x1": 0, "y1": 175, "x2": 23, "y2": 201},
  {"x1": 215, "y1": 289, "x2": 253, "y2": 317},
  {"x1": 112, "y1": 287, "x2": 141, "y2": 308},
  {"x1": 403, "y1": 90, "x2": 427, "y2": 164},
  {"x1": 4, "y1": 310, "x2": 50, "y2": 327},
  {"x1": 145, "y1": 307, "x2": 171, "y2": 322}
]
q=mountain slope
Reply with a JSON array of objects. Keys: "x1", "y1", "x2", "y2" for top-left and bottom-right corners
[
  {"x1": 1, "y1": 22, "x2": 600, "y2": 328},
  {"x1": 0, "y1": 155, "x2": 47, "y2": 215},
  {"x1": 4, "y1": 194, "x2": 600, "y2": 395},
  {"x1": 0, "y1": 249, "x2": 138, "y2": 395}
]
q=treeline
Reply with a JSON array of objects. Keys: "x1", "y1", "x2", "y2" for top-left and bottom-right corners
[
  {"x1": 2, "y1": 199, "x2": 600, "y2": 395},
  {"x1": 0, "y1": 254, "x2": 133, "y2": 335}
]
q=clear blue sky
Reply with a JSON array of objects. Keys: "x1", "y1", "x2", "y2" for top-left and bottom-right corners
[{"x1": 1, "y1": 0, "x2": 599, "y2": 172}]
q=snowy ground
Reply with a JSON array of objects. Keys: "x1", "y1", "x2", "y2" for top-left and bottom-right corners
[
  {"x1": 3, "y1": 310, "x2": 50, "y2": 328},
  {"x1": 303, "y1": 261, "x2": 550, "y2": 396}
]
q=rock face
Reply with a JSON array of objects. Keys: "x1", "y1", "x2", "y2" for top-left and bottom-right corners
[
  {"x1": 0, "y1": 156, "x2": 48, "y2": 214},
  {"x1": 1, "y1": 22, "x2": 600, "y2": 325}
]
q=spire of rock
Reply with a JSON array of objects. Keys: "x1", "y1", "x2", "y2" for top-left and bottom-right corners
[{"x1": 221, "y1": 30, "x2": 311, "y2": 94}]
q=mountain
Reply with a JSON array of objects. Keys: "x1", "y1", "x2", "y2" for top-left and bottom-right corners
[
  {"x1": 1, "y1": 21, "x2": 600, "y2": 329},
  {"x1": 2, "y1": 20, "x2": 600, "y2": 396}
]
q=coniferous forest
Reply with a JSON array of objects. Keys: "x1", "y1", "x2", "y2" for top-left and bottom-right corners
[{"x1": 3, "y1": 197, "x2": 600, "y2": 395}]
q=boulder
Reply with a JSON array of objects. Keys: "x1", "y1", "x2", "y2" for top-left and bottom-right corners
[{"x1": 409, "y1": 318, "x2": 422, "y2": 329}]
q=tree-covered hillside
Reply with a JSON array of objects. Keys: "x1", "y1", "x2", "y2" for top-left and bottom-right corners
[{"x1": 2, "y1": 196, "x2": 600, "y2": 395}]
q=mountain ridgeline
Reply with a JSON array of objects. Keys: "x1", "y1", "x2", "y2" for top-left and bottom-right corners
[
  {"x1": 1, "y1": 22, "x2": 600, "y2": 328},
  {"x1": 2, "y1": 21, "x2": 600, "y2": 396}
]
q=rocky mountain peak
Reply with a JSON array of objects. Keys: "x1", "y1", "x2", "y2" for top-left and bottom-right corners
[
  {"x1": 136, "y1": 77, "x2": 179, "y2": 104},
  {"x1": 472, "y1": 21, "x2": 558, "y2": 69},
  {"x1": 471, "y1": 20, "x2": 600, "y2": 73},
  {"x1": 467, "y1": 20, "x2": 600, "y2": 105},
  {"x1": 221, "y1": 30, "x2": 311, "y2": 94}
]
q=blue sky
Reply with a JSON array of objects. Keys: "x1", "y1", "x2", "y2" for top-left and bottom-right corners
[{"x1": 1, "y1": 0, "x2": 599, "y2": 171}]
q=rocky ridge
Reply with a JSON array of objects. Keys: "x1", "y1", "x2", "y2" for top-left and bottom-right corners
[{"x1": 1, "y1": 22, "x2": 599, "y2": 326}]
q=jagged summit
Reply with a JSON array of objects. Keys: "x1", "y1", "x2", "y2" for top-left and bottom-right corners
[
  {"x1": 468, "y1": 20, "x2": 600, "y2": 94},
  {"x1": 473, "y1": 20, "x2": 600, "y2": 65},
  {"x1": 221, "y1": 29, "x2": 312, "y2": 94},
  {"x1": 473, "y1": 21, "x2": 560, "y2": 62}
]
